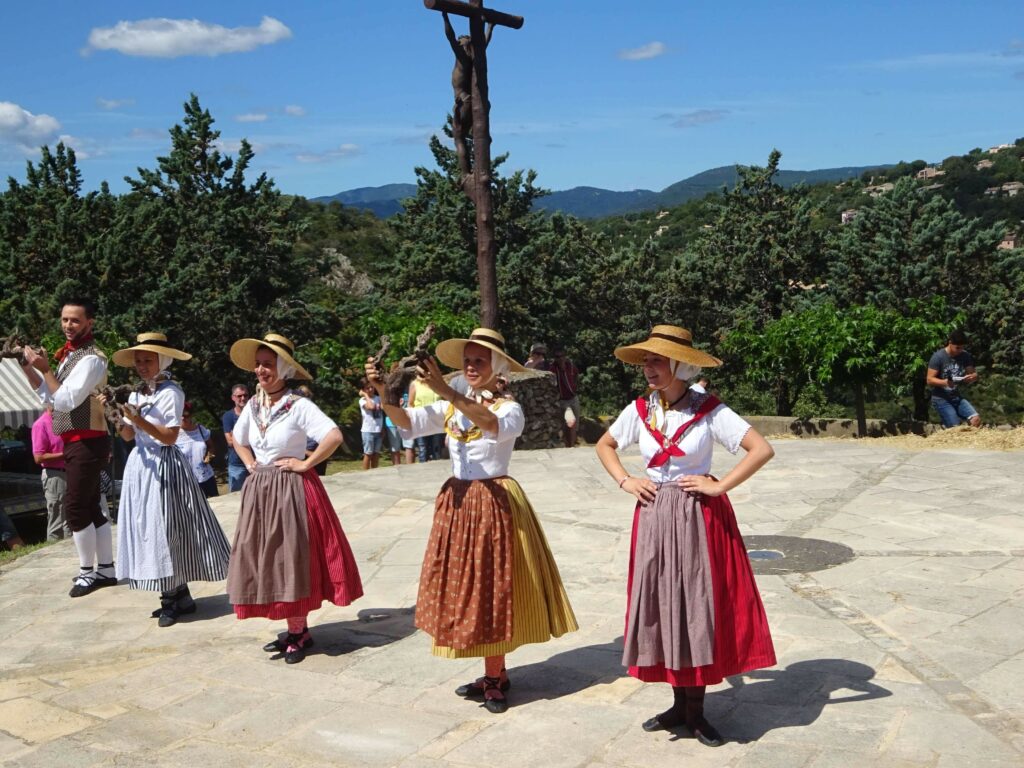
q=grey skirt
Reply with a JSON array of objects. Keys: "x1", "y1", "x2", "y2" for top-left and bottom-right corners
[{"x1": 622, "y1": 483, "x2": 715, "y2": 670}]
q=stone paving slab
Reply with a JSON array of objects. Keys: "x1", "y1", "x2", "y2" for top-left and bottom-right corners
[{"x1": 1, "y1": 440, "x2": 1023, "y2": 766}]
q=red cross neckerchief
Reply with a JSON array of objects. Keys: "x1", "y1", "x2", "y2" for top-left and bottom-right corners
[{"x1": 635, "y1": 393, "x2": 721, "y2": 468}]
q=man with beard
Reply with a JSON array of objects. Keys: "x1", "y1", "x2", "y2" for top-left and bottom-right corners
[{"x1": 20, "y1": 298, "x2": 116, "y2": 597}]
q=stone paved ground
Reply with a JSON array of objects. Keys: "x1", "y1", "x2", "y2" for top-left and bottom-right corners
[{"x1": 1, "y1": 440, "x2": 1023, "y2": 767}]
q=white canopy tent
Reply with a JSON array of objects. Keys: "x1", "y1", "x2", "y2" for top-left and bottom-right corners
[{"x1": 0, "y1": 357, "x2": 43, "y2": 430}]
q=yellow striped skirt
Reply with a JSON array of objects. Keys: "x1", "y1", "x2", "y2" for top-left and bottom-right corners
[{"x1": 415, "y1": 476, "x2": 578, "y2": 658}]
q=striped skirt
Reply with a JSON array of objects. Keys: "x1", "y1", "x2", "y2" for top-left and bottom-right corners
[
  {"x1": 624, "y1": 484, "x2": 775, "y2": 686},
  {"x1": 116, "y1": 445, "x2": 231, "y2": 592},
  {"x1": 417, "y1": 476, "x2": 578, "y2": 658},
  {"x1": 229, "y1": 466, "x2": 363, "y2": 621}
]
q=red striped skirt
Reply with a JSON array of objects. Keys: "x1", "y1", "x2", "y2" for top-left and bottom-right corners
[
  {"x1": 230, "y1": 466, "x2": 363, "y2": 621},
  {"x1": 625, "y1": 485, "x2": 775, "y2": 686}
]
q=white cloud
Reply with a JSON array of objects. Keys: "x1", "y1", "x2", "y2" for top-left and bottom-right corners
[
  {"x1": 671, "y1": 109, "x2": 729, "y2": 128},
  {"x1": 295, "y1": 144, "x2": 360, "y2": 163},
  {"x1": 97, "y1": 97, "x2": 135, "y2": 110},
  {"x1": 618, "y1": 41, "x2": 667, "y2": 61},
  {"x1": 0, "y1": 101, "x2": 61, "y2": 152},
  {"x1": 283, "y1": 105, "x2": 306, "y2": 117},
  {"x1": 83, "y1": 16, "x2": 292, "y2": 58},
  {"x1": 235, "y1": 112, "x2": 268, "y2": 123},
  {"x1": 57, "y1": 134, "x2": 96, "y2": 160}
]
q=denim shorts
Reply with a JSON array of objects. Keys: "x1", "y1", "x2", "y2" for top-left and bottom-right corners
[
  {"x1": 931, "y1": 395, "x2": 978, "y2": 428},
  {"x1": 362, "y1": 431, "x2": 383, "y2": 455}
]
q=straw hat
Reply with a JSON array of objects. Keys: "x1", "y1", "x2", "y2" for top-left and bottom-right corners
[
  {"x1": 614, "y1": 325, "x2": 722, "y2": 368},
  {"x1": 111, "y1": 333, "x2": 192, "y2": 368},
  {"x1": 435, "y1": 328, "x2": 528, "y2": 373},
  {"x1": 229, "y1": 333, "x2": 312, "y2": 380}
]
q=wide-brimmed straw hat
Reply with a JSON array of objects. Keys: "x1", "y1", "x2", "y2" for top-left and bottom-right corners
[
  {"x1": 229, "y1": 333, "x2": 312, "y2": 380},
  {"x1": 112, "y1": 333, "x2": 192, "y2": 368},
  {"x1": 435, "y1": 328, "x2": 528, "y2": 373},
  {"x1": 614, "y1": 325, "x2": 722, "y2": 368}
]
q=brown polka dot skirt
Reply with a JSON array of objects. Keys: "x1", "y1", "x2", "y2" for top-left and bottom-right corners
[{"x1": 416, "y1": 477, "x2": 578, "y2": 658}]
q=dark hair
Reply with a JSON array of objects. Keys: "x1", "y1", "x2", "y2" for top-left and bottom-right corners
[
  {"x1": 256, "y1": 343, "x2": 278, "y2": 358},
  {"x1": 948, "y1": 329, "x2": 968, "y2": 346},
  {"x1": 231, "y1": 384, "x2": 249, "y2": 395},
  {"x1": 61, "y1": 296, "x2": 97, "y2": 319},
  {"x1": 183, "y1": 401, "x2": 194, "y2": 413}
]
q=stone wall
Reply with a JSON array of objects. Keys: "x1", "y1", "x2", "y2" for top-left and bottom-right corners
[{"x1": 505, "y1": 370, "x2": 563, "y2": 449}]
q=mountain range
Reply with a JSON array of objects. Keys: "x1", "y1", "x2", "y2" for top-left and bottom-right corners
[{"x1": 311, "y1": 164, "x2": 886, "y2": 219}]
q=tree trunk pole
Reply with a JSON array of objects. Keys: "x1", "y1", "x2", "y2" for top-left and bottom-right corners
[
  {"x1": 854, "y1": 380, "x2": 867, "y2": 437},
  {"x1": 469, "y1": 10, "x2": 498, "y2": 328}
]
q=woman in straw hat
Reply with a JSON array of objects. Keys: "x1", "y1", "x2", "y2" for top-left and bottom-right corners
[
  {"x1": 364, "y1": 328, "x2": 577, "y2": 714},
  {"x1": 108, "y1": 333, "x2": 231, "y2": 626},
  {"x1": 227, "y1": 333, "x2": 363, "y2": 664},
  {"x1": 595, "y1": 325, "x2": 776, "y2": 746}
]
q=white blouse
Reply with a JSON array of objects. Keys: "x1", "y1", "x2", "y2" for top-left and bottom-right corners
[
  {"x1": 399, "y1": 399, "x2": 524, "y2": 480},
  {"x1": 609, "y1": 390, "x2": 751, "y2": 483},
  {"x1": 128, "y1": 382, "x2": 184, "y2": 452},
  {"x1": 176, "y1": 425, "x2": 214, "y2": 483},
  {"x1": 233, "y1": 393, "x2": 337, "y2": 466}
]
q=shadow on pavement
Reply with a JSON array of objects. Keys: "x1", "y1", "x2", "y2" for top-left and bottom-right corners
[
  {"x1": 710, "y1": 658, "x2": 892, "y2": 743},
  {"x1": 505, "y1": 639, "x2": 627, "y2": 705},
  {"x1": 298, "y1": 606, "x2": 418, "y2": 658}
]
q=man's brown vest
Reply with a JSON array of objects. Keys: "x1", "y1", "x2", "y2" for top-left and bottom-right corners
[{"x1": 51, "y1": 344, "x2": 108, "y2": 435}]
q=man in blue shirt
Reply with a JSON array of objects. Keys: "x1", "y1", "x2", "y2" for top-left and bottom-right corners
[
  {"x1": 926, "y1": 330, "x2": 981, "y2": 428},
  {"x1": 222, "y1": 384, "x2": 250, "y2": 491}
]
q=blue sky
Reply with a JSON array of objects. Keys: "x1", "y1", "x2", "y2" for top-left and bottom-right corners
[{"x1": 1, "y1": 1, "x2": 1022, "y2": 197}]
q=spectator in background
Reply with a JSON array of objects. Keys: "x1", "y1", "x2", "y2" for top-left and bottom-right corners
[
  {"x1": 222, "y1": 384, "x2": 250, "y2": 491},
  {"x1": 177, "y1": 401, "x2": 219, "y2": 497},
  {"x1": 0, "y1": 508, "x2": 24, "y2": 550},
  {"x1": 550, "y1": 343, "x2": 581, "y2": 448},
  {"x1": 926, "y1": 330, "x2": 981, "y2": 428},
  {"x1": 297, "y1": 385, "x2": 328, "y2": 476},
  {"x1": 359, "y1": 378, "x2": 383, "y2": 470},
  {"x1": 32, "y1": 404, "x2": 69, "y2": 541},
  {"x1": 409, "y1": 378, "x2": 444, "y2": 462},
  {"x1": 524, "y1": 343, "x2": 549, "y2": 370},
  {"x1": 383, "y1": 390, "x2": 416, "y2": 465}
]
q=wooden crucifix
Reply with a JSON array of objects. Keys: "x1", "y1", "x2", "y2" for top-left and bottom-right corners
[{"x1": 424, "y1": 0, "x2": 523, "y2": 329}]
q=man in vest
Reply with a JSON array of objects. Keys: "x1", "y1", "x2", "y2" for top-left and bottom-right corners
[{"x1": 20, "y1": 297, "x2": 116, "y2": 597}]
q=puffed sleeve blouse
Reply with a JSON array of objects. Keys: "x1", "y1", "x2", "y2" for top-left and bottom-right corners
[
  {"x1": 128, "y1": 381, "x2": 184, "y2": 452},
  {"x1": 399, "y1": 399, "x2": 525, "y2": 481},
  {"x1": 233, "y1": 393, "x2": 337, "y2": 466},
  {"x1": 608, "y1": 389, "x2": 751, "y2": 483}
]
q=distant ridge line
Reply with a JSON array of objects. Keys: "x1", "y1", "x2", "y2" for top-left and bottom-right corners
[{"x1": 311, "y1": 163, "x2": 888, "y2": 219}]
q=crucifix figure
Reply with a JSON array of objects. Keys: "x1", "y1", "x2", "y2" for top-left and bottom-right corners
[{"x1": 424, "y1": 0, "x2": 523, "y2": 329}]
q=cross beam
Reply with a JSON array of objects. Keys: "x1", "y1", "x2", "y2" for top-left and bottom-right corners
[{"x1": 423, "y1": 0, "x2": 524, "y2": 29}]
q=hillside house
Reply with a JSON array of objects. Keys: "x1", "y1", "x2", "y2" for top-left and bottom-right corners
[
  {"x1": 987, "y1": 144, "x2": 1013, "y2": 154},
  {"x1": 864, "y1": 182, "x2": 897, "y2": 196},
  {"x1": 1002, "y1": 181, "x2": 1024, "y2": 197},
  {"x1": 998, "y1": 232, "x2": 1020, "y2": 250},
  {"x1": 841, "y1": 209, "x2": 859, "y2": 224},
  {"x1": 976, "y1": 159, "x2": 994, "y2": 170},
  {"x1": 916, "y1": 166, "x2": 945, "y2": 180}
]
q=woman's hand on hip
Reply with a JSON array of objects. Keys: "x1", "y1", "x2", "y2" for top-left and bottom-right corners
[
  {"x1": 274, "y1": 457, "x2": 307, "y2": 473},
  {"x1": 622, "y1": 475, "x2": 657, "y2": 503},
  {"x1": 678, "y1": 474, "x2": 723, "y2": 497}
]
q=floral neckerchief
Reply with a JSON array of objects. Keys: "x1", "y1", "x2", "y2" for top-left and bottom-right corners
[
  {"x1": 443, "y1": 399, "x2": 508, "y2": 443},
  {"x1": 250, "y1": 391, "x2": 299, "y2": 438}
]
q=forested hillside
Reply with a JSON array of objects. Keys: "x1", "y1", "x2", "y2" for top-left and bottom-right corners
[{"x1": 2, "y1": 96, "x2": 1021, "y2": 431}]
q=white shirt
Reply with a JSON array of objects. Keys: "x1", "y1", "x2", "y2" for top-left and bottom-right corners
[
  {"x1": 176, "y1": 425, "x2": 214, "y2": 483},
  {"x1": 609, "y1": 391, "x2": 751, "y2": 483},
  {"x1": 128, "y1": 382, "x2": 184, "y2": 452},
  {"x1": 359, "y1": 395, "x2": 383, "y2": 433},
  {"x1": 400, "y1": 399, "x2": 524, "y2": 481},
  {"x1": 233, "y1": 393, "x2": 337, "y2": 466},
  {"x1": 35, "y1": 354, "x2": 107, "y2": 412}
]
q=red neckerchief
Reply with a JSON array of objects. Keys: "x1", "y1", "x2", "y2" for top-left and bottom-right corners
[
  {"x1": 53, "y1": 332, "x2": 94, "y2": 362},
  {"x1": 635, "y1": 392, "x2": 721, "y2": 468}
]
